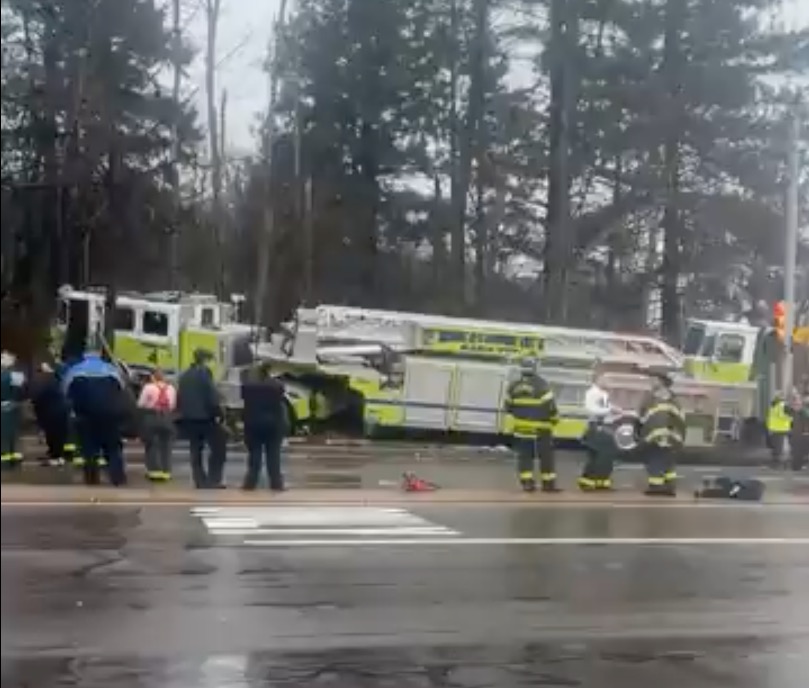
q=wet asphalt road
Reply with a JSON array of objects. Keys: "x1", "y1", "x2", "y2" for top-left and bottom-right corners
[{"x1": 3, "y1": 501, "x2": 809, "y2": 687}]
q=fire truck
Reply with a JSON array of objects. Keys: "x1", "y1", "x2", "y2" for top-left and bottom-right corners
[{"x1": 247, "y1": 305, "x2": 783, "y2": 453}]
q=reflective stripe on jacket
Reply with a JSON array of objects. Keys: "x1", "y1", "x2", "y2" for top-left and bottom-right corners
[
  {"x1": 766, "y1": 401, "x2": 792, "y2": 434},
  {"x1": 506, "y1": 374, "x2": 558, "y2": 437},
  {"x1": 639, "y1": 392, "x2": 686, "y2": 448}
]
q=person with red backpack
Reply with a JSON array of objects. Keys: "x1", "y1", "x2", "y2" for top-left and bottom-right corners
[{"x1": 137, "y1": 369, "x2": 177, "y2": 481}]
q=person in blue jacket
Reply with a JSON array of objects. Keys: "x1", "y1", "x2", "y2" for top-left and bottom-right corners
[{"x1": 61, "y1": 351, "x2": 129, "y2": 485}]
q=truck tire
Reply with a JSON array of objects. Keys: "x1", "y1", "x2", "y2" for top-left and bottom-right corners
[{"x1": 611, "y1": 414, "x2": 640, "y2": 454}]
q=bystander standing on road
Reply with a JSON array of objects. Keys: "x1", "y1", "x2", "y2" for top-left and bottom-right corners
[
  {"x1": 240, "y1": 362, "x2": 287, "y2": 491},
  {"x1": 177, "y1": 349, "x2": 227, "y2": 489},
  {"x1": 137, "y1": 369, "x2": 177, "y2": 482}
]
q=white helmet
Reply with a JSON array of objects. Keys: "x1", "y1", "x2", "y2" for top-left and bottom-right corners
[{"x1": 1, "y1": 351, "x2": 16, "y2": 369}]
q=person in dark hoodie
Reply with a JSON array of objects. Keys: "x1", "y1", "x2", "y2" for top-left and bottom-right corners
[
  {"x1": 30, "y1": 361, "x2": 73, "y2": 466},
  {"x1": 240, "y1": 362, "x2": 287, "y2": 491},
  {"x1": 61, "y1": 351, "x2": 128, "y2": 486},
  {"x1": 177, "y1": 349, "x2": 226, "y2": 489}
]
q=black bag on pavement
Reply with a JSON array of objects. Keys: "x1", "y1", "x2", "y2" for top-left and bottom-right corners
[{"x1": 696, "y1": 476, "x2": 765, "y2": 501}]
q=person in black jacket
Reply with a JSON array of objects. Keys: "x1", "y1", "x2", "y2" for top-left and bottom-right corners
[
  {"x1": 30, "y1": 362, "x2": 73, "y2": 466},
  {"x1": 240, "y1": 362, "x2": 287, "y2": 491},
  {"x1": 177, "y1": 349, "x2": 226, "y2": 488}
]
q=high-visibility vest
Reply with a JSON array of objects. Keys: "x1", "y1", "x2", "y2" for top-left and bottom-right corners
[{"x1": 766, "y1": 401, "x2": 791, "y2": 434}]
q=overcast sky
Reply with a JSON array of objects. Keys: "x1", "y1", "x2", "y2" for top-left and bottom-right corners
[{"x1": 180, "y1": 0, "x2": 808, "y2": 157}]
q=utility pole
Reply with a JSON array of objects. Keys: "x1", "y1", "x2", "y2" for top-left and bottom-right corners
[{"x1": 783, "y1": 109, "x2": 800, "y2": 396}]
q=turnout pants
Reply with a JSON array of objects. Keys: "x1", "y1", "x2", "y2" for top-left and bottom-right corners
[
  {"x1": 515, "y1": 432, "x2": 556, "y2": 489},
  {"x1": 645, "y1": 445, "x2": 677, "y2": 495},
  {"x1": 142, "y1": 412, "x2": 174, "y2": 480},
  {"x1": 243, "y1": 425, "x2": 284, "y2": 491},
  {"x1": 1, "y1": 404, "x2": 22, "y2": 465},
  {"x1": 40, "y1": 412, "x2": 75, "y2": 464},
  {"x1": 578, "y1": 422, "x2": 614, "y2": 490},
  {"x1": 75, "y1": 414, "x2": 126, "y2": 486}
]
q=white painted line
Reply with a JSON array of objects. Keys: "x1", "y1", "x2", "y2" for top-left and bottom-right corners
[
  {"x1": 196, "y1": 506, "x2": 436, "y2": 528},
  {"x1": 241, "y1": 536, "x2": 809, "y2": 547},
  {"x1": 209, "y1": 526, "x2": 460, "y2": 536},
  {"x1": 202, "y1": 518, "x2": 259, "y2": 530}
]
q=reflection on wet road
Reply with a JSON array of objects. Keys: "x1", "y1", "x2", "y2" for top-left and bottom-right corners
[{"x1": 3, "y1": 502, "x2": 808, "y2": 687}]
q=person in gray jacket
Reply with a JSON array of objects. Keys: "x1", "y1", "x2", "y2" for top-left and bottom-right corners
[{"x1": 177, "y1": 349, "x2": 226, "y2": 488}]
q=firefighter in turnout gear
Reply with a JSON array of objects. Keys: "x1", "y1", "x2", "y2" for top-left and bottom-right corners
[
  {"x1": 1, "y1": 351, "x2": 26, "y2": 467},
  {"x1": 506, "y1": 357, "x2": 560, "y2": 492},
  {"x1": 638, "y1": 369, "x2": 685, "y2": 496}
]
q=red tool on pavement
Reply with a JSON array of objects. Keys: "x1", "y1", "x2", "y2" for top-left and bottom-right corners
[{"x1": 401, "y1": 471, "x2": 439, "y2": 492}]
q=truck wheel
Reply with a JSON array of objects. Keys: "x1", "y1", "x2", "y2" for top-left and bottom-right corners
[{"x1": 611, "y1": 415, "x2": 640, "y2": 454}]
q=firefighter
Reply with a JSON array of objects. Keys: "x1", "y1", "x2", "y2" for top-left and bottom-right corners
[
  {"x1": 787, "y1": 379, "x2": 809, "y2": 471},
  {"x1": 1, "y1": 351, "x2": 26, "y2": 467},
  {"x1": 765, "y1": 393, "x2": 792, "y2": 467},
  {"x1": 30, "y1": 362, "x2": 73, "y2": 466},
  {"x1": 505, "y1": 357, "x2": 560, "y2": 492},
  {"x1": 62, "y1": 351, "x2": 129, "y2": 486},
  {"x1": 638, "y1": 369, "x2": 686, "y2": 496},
  {"x1": 578, "y1": 370, "x2": 618, "y2": 491}
]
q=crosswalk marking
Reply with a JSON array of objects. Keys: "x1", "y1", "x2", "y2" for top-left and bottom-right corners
[{"x1": 191, "y1": 506, "x2": 461, "y2": 546}]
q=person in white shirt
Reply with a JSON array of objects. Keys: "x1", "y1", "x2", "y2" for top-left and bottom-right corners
[
  {"x1": 579, "y1": 371, "x2": 619, "y2": 491},
  {"x1": 137, "y1": 369, "x2": 177, "y2": 481}
]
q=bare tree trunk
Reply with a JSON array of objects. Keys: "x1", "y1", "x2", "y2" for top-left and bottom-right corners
[
  {"x1": 103, "y1": 142, "x2": 121, "y2": 351},
  {"x1": 430, "y1": 175, "x2": 447, "y2": 303},
  {"x1": 205, "y1": 0, "x2": 224, "y2": 295},
  {"x1": 660, "y1": 0, "x2": 685, "y2": 344},
  {"x1": 468, "y1": 0, "x2": 490, "y2": 316},
  {"x1": 447, "y1": 0, "x2": 464, "y2": 311},
  {"x1": 254, "y1": 0, "x2": 289, "y2": 328},
  {"x1": 604, "y1": 154, "x2": 623, "y2": 325},
  {"x1": 473, "y1": 155, "x2": 487, "y2": 315},
  {"x1": 169, "y1": 0, "x2": 182, "y2": 289},
  {"x1": 543, "y1": 0, "x2": 578, "y2": 324},
  {"x1": 303, "y1": 177, "x2": 314, "y2": 305}
]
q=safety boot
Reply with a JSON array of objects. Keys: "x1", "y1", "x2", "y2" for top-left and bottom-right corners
[
  {"x1": 577, "y1": 476, "x2": 596, "y2": 492},
  {"x1": 520, "y1": 477, "x2": 536, "y2": 492},
  {"x1": 644, "y1": 484, "x2": 676, "y2": 497}
]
